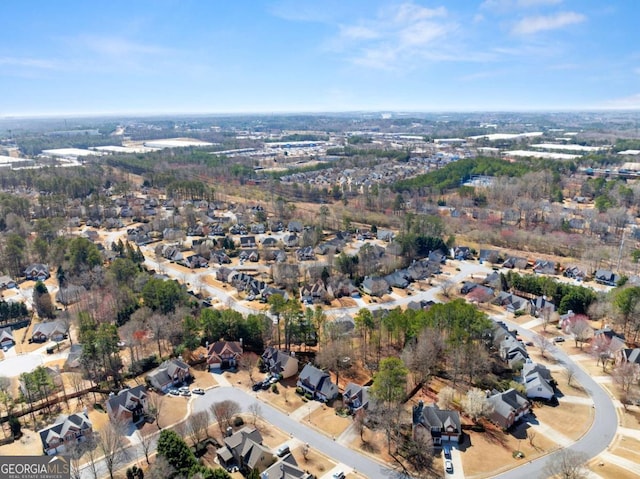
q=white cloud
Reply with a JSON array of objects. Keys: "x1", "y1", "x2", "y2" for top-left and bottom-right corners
[
  {"x1": 599, "y1": 93, "x2": 640, "y2": 110},
  {"x1": 329, "y1": 2, "x2": 457, "y2": 70},
  {"x1": 0, "y1": 56, "x2": 59, "y2": 70},
  {"x1": 481, "y1": 0, "x2": 563, "y2": 11},
  {"x1": 511, "y1": 11, "x2": 586, "y2": 35}
]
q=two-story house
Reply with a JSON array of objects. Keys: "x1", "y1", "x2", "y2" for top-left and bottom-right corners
[
  {"x1": 207, "y1": 341, "x2": 243, "y2": 371},
  {"x1": 412, "y1": 401, "x2": 461, "y2": 445},
  {"x1": 106, "y1": 385, "x2": 148, "y2": 425},
  {"x1": 261, "y1": 347, "x2": 299, "y2": 379},
  {"x1": 296, "y1": 364, "x2": 338, "y2": 402},
  {"x1": 146, "y1": 358, "x2": 191, "y2": 392},
  {"x1": 39, "y1": 412, "x2": 93, "y2": 455}
]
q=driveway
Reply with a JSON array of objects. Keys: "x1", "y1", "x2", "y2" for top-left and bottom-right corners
[
  {"x1": 444, "y1": 443, "x2": 465, "y2": 479},
  {"x1": 490, "y1": 315, "x2": 618, "y2": 479}
]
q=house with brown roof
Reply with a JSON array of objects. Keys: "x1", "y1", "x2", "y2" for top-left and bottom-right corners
[
  {"x1": 207, "y1": 341, "x2": 243, "y2": 371},
  {"x1": 39, "y1": 412, "x2": 92, "y2": 455}
]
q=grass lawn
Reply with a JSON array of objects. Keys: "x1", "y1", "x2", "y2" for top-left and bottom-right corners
[
  {"x1": 619, "y1": 406, "x2": 640, "y2": 429},
  {"x1": 589, "y1": 461, "x2": 639, "y2": 479},
  {"x1": 191, "y1": 368, "x2": 218, "y2": 389},
  {"x1": 531, "y1": 403, "x2": 593, "y2": 442},
  {"x1": 0, "y1": 429, "x2": 42, "y2": 456},
  {"x1": 290, "y1": 443, "x2": 337, "y2": 478},
  {"x1": 462, "y1": 426, "x2": 557, "y2": 478},
  {"x1": 248, "y1": 416, "x2": 290, "y2": 449},
  {"x1": 154, "y1": 392, "x2": 188, "y2": 428},
  {"x1": 610, "y1": 436, "x2": 640, "y2": 463},
  {"x1": 306, "y1": 403, "x2": 351, "y2": 438}
]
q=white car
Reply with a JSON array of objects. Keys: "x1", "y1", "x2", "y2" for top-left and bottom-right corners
[{"x1": 445, "y1": 459, "x2": 454, "y2": 473}]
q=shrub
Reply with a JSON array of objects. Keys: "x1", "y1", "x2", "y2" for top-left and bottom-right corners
[
  {"x1": 233, "y1": 416, "x2": 244, "y2": 427},
  {"x1": 296, "y1": 387, "x2": 304, "y2": 395},
  {"x1": 271, "y1": 384, "x2": 279, "y2": 394},
  {"x1": 304, "y1": 392, "x2": 313, "y2": 400}
]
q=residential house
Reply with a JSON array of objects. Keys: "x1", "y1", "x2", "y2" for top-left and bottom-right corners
[
  {"x1": 376, "y1": 229, "x2": 395, "y2": 242},
  {"x1": 0, "y1": 327, "x2": 14, "y2": 348},
  {"x1": 493, "y1": 321, "x2": 528, "y2": 368},
  {"x1": 361, "y1": 276, "x2": 389, "y2": 297},
  {"x1": 428, "y1": 250, "x2": 447, "y2": 264},
  {"x1": 533, "y1": 260, "x2": 556, "y2": 275},
  {"x1": 330, "y1": 314, "x2": 356, "y2": 336},
  {"x1": 619, "y1": 348, "x2": 640, "y2": 366},
  {"x1": 297, "y1": 364, "x2": 338, "y2": 402},
  {"x1": 521, "y1": 360, "x2": 555, "y2": 400},
  {"x1": 211, "y1": 250, "x2": 231, "y2": 264},
  {"x1": 207, "y1": 341, "x2": 243, "y2": 371},
  {"x1": 31, "y1": 321, "x2": 68, "y2": 343},
  {"x1": 260, "y1": 454, "x2": 312, "y2": 479},
  {"x1": 250, "y1": 223, "x2": 266, "y2": 235},
  {"x1": 503, "y1": 256, "x2": 528, "y2": 270},
  {"x1": 64, "y1": 344, "x2": 83, "y2": 370},
  {"x1": 182, "y1": 254, "x2": 208, "y2": 269},
  {"x1": 487, "y1": 388, "x2": 531, "y2": 429},
  {"x1": 530, "y1": 296, "x2": 556, "y2": 317},
  {"x1": 0, "y1": 275, "x2": 17, "y2": 289},
  {"x1": 595, "y1": 269, "x2": 619, "y2": 286},
  {"x1": 564, "y1": 265, "x2": 586, "y2": 281},
  {"x1": 287, "y1": 221, "x2": 303, "y2": 233},
  {"x1": 39, "y1": 412, "x2": 92, "y2": 455},
  {"x1": 261, "y1": 237, "x2": 278, "y2": 248},
  {"x1": 261, "y1": 347, "x2": 299, "y2": 379},
  {"x1": 106, "y1": 385, "x2": 148, "y2": 424},
  {"x1": 24, "y1": 264, "x2": 50, "y2": 281},
  {"x1": 478, "y1": 249, "x2": 500, "y2": 264},
  {"x1": 452, "y1": 246, "x2": 471, "y2": 260},
  {"x1": 283, "y1": 233, "x2": 299, "y2": 248},
  {"x1": 343, "y1": 383, "x2": 370, "y2": 413},
  {"x1": 296, "y1": 246, "x2": 315, "y2": 261},
  {"x1": 161, "y1": 244, "x2": 184, "y2": 263},
  {"x1": 384, "y1": 270, "x2": 410, "y2": 289},
  {"x1": 460, "y1": 282, "x2": 478, "y2": 295},
  {"x1": 494, "y1": 292, "x2": 529, "y2": 314},
  {"x1": 216, "y1": 427, "x2": 273, "y2": 473},
  {"x1": 146, "y1": 358, "x2": 191, "y2": 392},
  {"x1": 412, "y1": 401, "x2": 462, "y2": 444},
  {"x1": 240, "y1": 236, "x2": 257, "y2": 248},
  {"x1": 300, "y1": 280, "x2": 327, "y2": 304}
]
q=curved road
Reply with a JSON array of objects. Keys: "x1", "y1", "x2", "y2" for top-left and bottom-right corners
[{"x1": 491, "y1": 316, "x2": 618, "y2": 479}]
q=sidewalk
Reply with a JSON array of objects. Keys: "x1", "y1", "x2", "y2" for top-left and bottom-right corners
[{"x1": 289, "y1": 400, "x2": 323, "y2": 421}]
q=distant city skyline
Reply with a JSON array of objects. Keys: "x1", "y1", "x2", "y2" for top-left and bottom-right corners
[{"x1": 1, "y1": 0, "x2": 639, "y2": 116}]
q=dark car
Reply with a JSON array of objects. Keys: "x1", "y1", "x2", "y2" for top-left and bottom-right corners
[
  {"x1": 260, "y1": 381, "x2": 270, "y2": 390},
  {"x1": 252, "y1": 383, "x2": 262, "y2": 391}
]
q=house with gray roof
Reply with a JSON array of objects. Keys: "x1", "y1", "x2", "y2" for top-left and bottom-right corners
[
  {"x1": 216, "y1": 426, "x2": 273, "y2": 473},
  {"x1": 0, "y1": 327, "x2": 14, "y2": 348},
  {"x1": 521, "y1": 360, "x2": 555, "y2": 400},
  {"x1": 343, "y1": 383, "x2": 370, "y2": 413},
  {"x1": 361, "y1": 276, "x2": 389, "y2": 297},
  {"x1": 39, "y1": 412, "x2": 92, "y2": 455},
  {"x1": 31, "y1": 321, "x2": 68, "y2": 343},
  {"x1": 412, "y1": 401, "x2": 462, "y2": 444},
  {"x1": 106, "y1": 385, "x2": 148, "y2": 425},
  {"x1": 260, "y1": 453, "x2": 312, "y2": 479},
  {"x1": 146, "y1": 358, "x2": 191, "y2": 392},
  {"x1": 297, "y1": 364, "x2": 338, "y2": 402},
  {"x1": 261, "y1": 347, "x2": 299, "y2": 379},
  {"x1": 487, "y1": 388, "x2": 530, "y2": 429},
  {"x1": 24, "y1": 263, "x2": 50, "y2": 281}
]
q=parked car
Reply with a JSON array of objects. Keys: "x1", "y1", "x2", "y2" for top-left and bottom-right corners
[
  {"x1": 169, "y1": 389, "x2": 179, "y2": 396},
  {"x1": 276, "y1": 445, "x2": 290, "y2": 457},
  {"x1": 260, "y1": 381, "x2": 270, "y2": 390},
  {"x1": 445, "y1": 459, "x2": 454, "y2": 473},
  {"x1": 252, "y1": 382, "x2": 262, "y2": 391},
  {"x1": 179, "y1": 386, "x2": 190, "y2": 392},
  {"x1": 181, "y1": 390, "x2": 191, "y2": 397},
  {"x1": 191, "y1": 388, "x2": 205, "y2": 395},
  {"x1": 553, "y1": 336, "x2": 565, "y2": 343},
  {"x1": 332, "y1": 472, "x2": 345, "y2": 479},
  {"x1": 443, "y1": 444, "x2": 451, "y2": 459}
]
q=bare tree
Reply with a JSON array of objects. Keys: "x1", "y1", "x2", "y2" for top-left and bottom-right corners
[
  {"x1": 315, "y1": 338, "x2": 352, "y2": 388},
  {"x1": 138, "y1": 428, "x2": 154, "y2": 465},
  {"x1": 567, "y1": 315, "x2": 593, "y2": 349},
  {"x1": 461, "y1": 388, "x2": 494, "y2": 423},
  {"x1": 565, "y1": 366, "x2": 577, "y2": 387},
  {"x1": 238, "y1": 354, "x2": 256, "y2": 384},
  {"x1": 353, "y1": 408, "x2": 367, "y2": 442},
  {"x1": 440, "y1": 280, "x2": 455, "y2": 299},
  {"x1": 147, "y1": 392, "x2": 165, "y2": 429},
  {"x1": 210, "y1": 400, "x2": 241, "y2": 434},
  {"x1": 534, "y1": 334, "x2": 553, "y2": 359},
  {"x1": 591, "y1": 335, "x2": 615, "y2": 372},
  {"x1": 302, "y1": 442, "x2": 310, "y2": 462},
  {"x1": 97, "y1": 418, "x2": 128, "y2": 479},
  {"x1": 148, "y1": 455, "x2": 176, "y2": 479},
  {"x1": 613, "y1": 362, "x2": 640, "y2": 394},
  {"x1": 437, "y1": 386, "x2": 456, "y2": 410},
  {"x1": 527, "y1": 430, "x2": 537, "y2": 449},
  {"x1": 248, "y1": 402, "x2": 261, "y2": 426},
  {"x1": 186, "y1": 410, "x2": 210, "y2": 445},
  {"x1": 82, "y1": 433, "x2": 100, "y2": 479},
  {"x1": 542, "y1": 449, "x2": 589, "y2": 479},
  {"x1": 401, "y1": 327, "x2": 444, "y2": 387}
]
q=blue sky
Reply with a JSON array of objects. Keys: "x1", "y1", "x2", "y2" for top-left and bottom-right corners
[{"x1": 1, "y1": 0, "x2": 638, "y2": 116}]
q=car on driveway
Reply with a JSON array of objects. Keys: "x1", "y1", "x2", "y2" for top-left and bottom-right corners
[
  {"x1": 191, "y1": 388, "x2": 205, "y2": 395},
  {"x1": 169, "y1": 389, "x2": 179, "y2": 396},
  {"x1": 553, "y1": 336, "x2": 565, "y2": 343},
  {"x1": 252, "y1": 382, "x2": 262, "y2": 391},
  {"x1": 181, "y1": 390, "x2": 191, "y2": 397},
  {"x1": 276, "y1": 445, "x2": 290, "y2": 457},
  {"x1": 332, "y1": 472, "x2": 345, "y2": 479},
  {"x1": 445, "y1": 459, "x2": 454, "y2": 474}
]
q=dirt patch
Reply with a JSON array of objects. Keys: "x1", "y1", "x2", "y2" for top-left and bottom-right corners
[
  {"x1": 0, "y1": 429, "x2": 42, "y2": 456},
  {"x1": 619, "y1": 406, "x2": 640, "y2": 429}
]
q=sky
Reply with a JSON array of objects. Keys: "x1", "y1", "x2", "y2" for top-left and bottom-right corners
[{"x1": 1, "y1": 0, "x2": 639, "y2": 116}]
